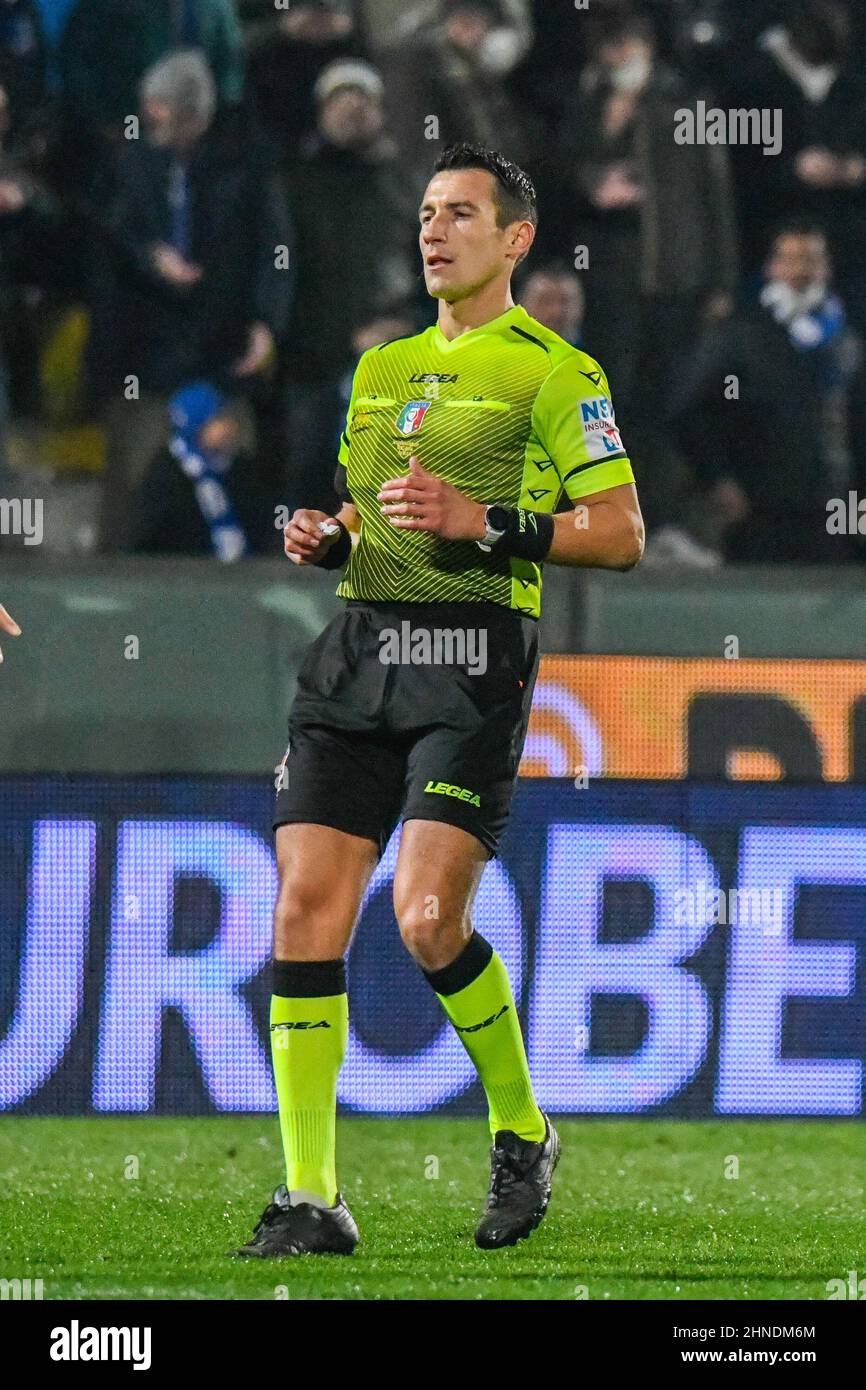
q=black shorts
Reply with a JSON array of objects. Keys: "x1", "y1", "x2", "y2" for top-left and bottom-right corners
[{"x1": 274, "y1": 600, "x2": 539, "y2": 857}]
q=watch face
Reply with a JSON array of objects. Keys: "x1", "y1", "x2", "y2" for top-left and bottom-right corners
[{"x1": 487, "y1": 506, "x2": 509, "y2": 533}]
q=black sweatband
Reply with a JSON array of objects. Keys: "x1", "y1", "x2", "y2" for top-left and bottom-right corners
[
  {"x1": 494, "y1": 508, "x2": 554, "y2": 561},
  {"x1": 315, "y1": 519, "x2": 352, "y2": 570},
  {"x1": 272, "y1": 958, "x2": 347, "y2": 997},
  {"x1": 422, "y1": 932, "x2": 494, "y2": 996}
]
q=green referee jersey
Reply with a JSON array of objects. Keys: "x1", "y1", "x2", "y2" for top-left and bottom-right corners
[{"x1": 335, "y1": 303, "x2": 634, "y2": 618}]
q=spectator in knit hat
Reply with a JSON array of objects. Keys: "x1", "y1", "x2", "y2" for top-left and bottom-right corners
[
  {"x1": 279, "y1": 57, "x2": 416, "y2": 509},
  {"x1": 90, "y1": 48, "x2": 291, "y2": 552}
]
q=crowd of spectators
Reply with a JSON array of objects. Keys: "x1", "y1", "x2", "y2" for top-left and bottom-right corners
[{"x1": 0, "y1": 0, "x2": 864, "y2": 565}]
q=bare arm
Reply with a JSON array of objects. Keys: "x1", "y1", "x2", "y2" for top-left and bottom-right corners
[{"x1": 547, "y1": 483, "x2": 644, "y2": 570}]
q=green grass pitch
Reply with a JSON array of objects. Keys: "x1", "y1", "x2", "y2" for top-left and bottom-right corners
[{"x1": 1, "y1": 1117, "x2": 863, "y2": 1301}]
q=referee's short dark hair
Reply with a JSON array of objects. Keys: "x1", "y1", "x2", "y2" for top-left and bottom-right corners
[{"x1": 433, "y1": 143, "x2": 538, "y2": 231}]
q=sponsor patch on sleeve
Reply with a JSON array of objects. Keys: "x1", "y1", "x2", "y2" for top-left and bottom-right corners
[{"x1": 579, "y1": 396, "x2": 624, "y2": 459}]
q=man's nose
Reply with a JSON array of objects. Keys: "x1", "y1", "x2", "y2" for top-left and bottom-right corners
[{"x1": 422, "y1": 215, "x2": 445, "y2": 241}]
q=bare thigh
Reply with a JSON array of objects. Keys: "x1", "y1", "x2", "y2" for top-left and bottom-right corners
[{"x1": 273, "y1": 823, "x2": 379, "y2": 959}]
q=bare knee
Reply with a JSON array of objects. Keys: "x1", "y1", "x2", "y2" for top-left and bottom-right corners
[
  {"x1": 274, "y1": 869, "x2": 364, "y2": 960},
  {"x1": 392, "y1": 821, "x2": 487, "y2": 970},
  {"x1": 273, "y1": 874, "x2": 334, "y2": 957},
  {"x1": 395, "y1": 896, "x2": 468, "y2": 972}
]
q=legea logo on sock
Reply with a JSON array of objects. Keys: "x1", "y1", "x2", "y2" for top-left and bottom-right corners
[
  {"x1": 271, "y1": 1020, "x2": 331, "y2": 1049},
  {"x1": 454, "y1": 1004, "x2": 509, "y2": 1034}
]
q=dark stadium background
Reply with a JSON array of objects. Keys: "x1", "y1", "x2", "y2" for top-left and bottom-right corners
[{"x1": 0, "y1": 0, "x2": 864, "y2": 1123}]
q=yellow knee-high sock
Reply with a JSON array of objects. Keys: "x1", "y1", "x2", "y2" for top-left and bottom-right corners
[
  {"x1": 270, "y1": 959, "x2": 348, "y2": 1205},
  {"x1": 424, "y1": 933, "x2": 546, "y2": 1142}
]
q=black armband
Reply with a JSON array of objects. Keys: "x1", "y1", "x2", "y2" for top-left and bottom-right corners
[
  {"x1": 316, "y1": 519, "x2": 353, "y2": 570},
  {"x1": 491, "y1": 507, "x2": 555, "y2": 562}
]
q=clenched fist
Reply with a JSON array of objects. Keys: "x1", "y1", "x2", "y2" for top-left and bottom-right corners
[{"x1": 284, "y1": 510, "x2": 343, "y2": 565}]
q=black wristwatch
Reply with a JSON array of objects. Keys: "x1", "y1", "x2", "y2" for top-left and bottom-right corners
[{"x1": 476, "y1": 505, "x2": 510, "y2": 553}]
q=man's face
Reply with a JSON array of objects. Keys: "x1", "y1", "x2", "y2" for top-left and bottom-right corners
[
  {"x1": 419, "y1": 168, "x2": 533, "y2": 303},
  {"x1": 318, "y1": 86, "x2": 383, "y2": 149},
  {"x1": 445, "y1": 5, "x2": 495, "y2": 54},
  {"x1": 521, "y1": 274, "x2": 583, "y2": 340},
  {"x1": 199, "y1": 413, "x2": 240, "y2": 455},
  {"x1": 598, "y1": 35, "x2": 653, "y2": 73},
  {"x1": 767, "y1": 233, "x2": 830, "y2": 293},
  {"x1": 144, "y1": 98, "x2": 207, "y2": 151}
]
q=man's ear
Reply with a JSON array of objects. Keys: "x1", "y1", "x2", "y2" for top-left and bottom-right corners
[{"x1": 509, "y1": 219, "x2": 536, "y2": 264}]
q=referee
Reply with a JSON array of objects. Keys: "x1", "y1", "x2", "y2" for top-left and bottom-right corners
[{"x1": 235, "y1": 143, "x2": 645, "y2": 1258}]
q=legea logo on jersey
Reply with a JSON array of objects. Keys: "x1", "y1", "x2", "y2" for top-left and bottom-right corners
[{"x1": 396, "y1": 401, "x2": 432, "y2": 435}]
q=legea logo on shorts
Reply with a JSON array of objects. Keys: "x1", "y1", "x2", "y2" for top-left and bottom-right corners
[
  {"x1": 378, "y1": 622, "x2": 487, "y2": 675},
  {"x1": 424, "y1": 781, "x2": 481, "y2": 807}
]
